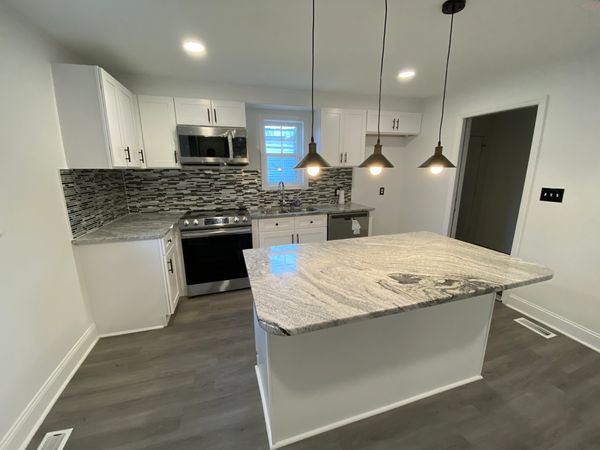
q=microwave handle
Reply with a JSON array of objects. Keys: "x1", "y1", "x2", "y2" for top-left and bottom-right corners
[{"x1": 227, "y1": 131, "x2": 234, "y2": 161}]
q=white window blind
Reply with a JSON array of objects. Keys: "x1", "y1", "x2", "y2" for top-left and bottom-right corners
[{"x1": 262, "y1": 120, "x2": 305, "y2": 188}]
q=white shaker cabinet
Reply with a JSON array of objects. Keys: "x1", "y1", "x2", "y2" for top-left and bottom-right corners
[
  {"x1": 174, "y1": 98, "x2": 246, "y2": 127},
  {"x1": 137, "y1": 96, "x2": 180, "y2": 168},
  {"x1": 52, "y1": 64, "x2": 143, "y2": 168},
  {"x1": 74, "y1": 227, "x2": 184, "y2": 336},
  {"x1": 318, "y1": 108, "x2": 366, "y2": 167},
  {"x1": 366, "y1": 110, "x2": 422, "y2": 136},
  {"x1": 253, "y1": 215, "x2": 328, "y2": 248}
]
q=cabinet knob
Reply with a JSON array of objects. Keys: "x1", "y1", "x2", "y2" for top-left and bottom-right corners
[{"x1": 275, "y1": 223, "x2": 279, "y2": 226}]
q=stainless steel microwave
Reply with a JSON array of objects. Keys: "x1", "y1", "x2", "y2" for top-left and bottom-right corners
[{"x1": 177, "y1": 125, "x2": 248, "y2": 166}]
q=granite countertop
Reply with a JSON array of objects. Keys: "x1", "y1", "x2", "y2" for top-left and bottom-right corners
[
  {"x1": 72, "y1": 212, "x2": 185, "y2": 245},
  {"x1": 250, "y1": 202, "x2": 374, "y2": 219},
  {"x1": 243, "y1": 231, "x2": 553, "y2": 336}
]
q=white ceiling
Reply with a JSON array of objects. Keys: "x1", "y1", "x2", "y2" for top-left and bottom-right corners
[{"x1": 5, "y1": 0, "x2": 600, "y2": 98}]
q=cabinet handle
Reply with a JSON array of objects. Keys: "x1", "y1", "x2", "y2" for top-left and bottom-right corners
[
  {"x1": 344, "y1": 152, "x2": 347, "y2": 163},
  {"x1": 167, "y1": 259, "x2": 174, "y2": 273},
  {"x1": 291, "y1": 233, "x2": 294, "y2": 243},
  {"x1": 174, "y1": 150, "x2": 178, "y2": 163},
  {"x1": 207, "y1": 108, "x2": 211, "y2": 123},
  {"x1": 124, "y1": 146, "x2": 131, "y2": 162},
  {"x1": 213, "y1": 108, "x2": 218, "y2": 124},
  {"x1": 297, "y1": 233, "x2": 300, "y2": 243},
  {"x1": 339, "y1": 153, "x2": 343, "y2": 164},
  {"x1": 139, "y1": 149, "x2": 145, "y2": 164}
]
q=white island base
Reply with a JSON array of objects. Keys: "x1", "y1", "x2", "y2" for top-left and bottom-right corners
[{"x1": 254, "y1": 293, "x2": 496, "y2": 449}]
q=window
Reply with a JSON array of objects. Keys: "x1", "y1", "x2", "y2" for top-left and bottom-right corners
[{"x1": 261, "y1": 119, "x2": 305, "y2": 189}]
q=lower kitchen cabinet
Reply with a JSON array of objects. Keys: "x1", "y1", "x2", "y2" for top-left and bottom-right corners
[
  {"x1": 73, "y1": 227, "x2": 184, "y2": 336},
  {"x1": 254, "y1": 214, "x2": 328, "y2": 248}
]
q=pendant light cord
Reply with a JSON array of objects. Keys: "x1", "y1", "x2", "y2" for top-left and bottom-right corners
[
  {"x1": 376, "y1": 0, "x2": 388, "y2": 145},
  {"x1": 310, "y1": 0, "x2": 315, "y2": 144},
  {"x1": 438, "y1": 10, "x2": 455, "y2": 146}
]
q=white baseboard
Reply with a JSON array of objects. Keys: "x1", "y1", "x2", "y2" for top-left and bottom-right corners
[
  {"x1": 259, "y1": 373, "x2": 482, "y2": 450},
  {"x1": 0, "y1": 324, "x2": 99, "y2": 450},
  {"x1": 98, "y1": 324, "x2": 164, "y2": 338},
  {"x1": 504, "y1": 293, "x2": 600, "y2": 353}
]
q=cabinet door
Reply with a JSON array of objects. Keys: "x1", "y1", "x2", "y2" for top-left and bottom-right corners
[
  {"x1": 138, "y1": 96, "x2": 180, "y2": 168},
  {"x1": 296, "y1": 227, "x2": 327, "y2": 244},
  {"x1": 259, "y1": 230, "x2": 295, "y2": 248},
  {"x1": 100, "y1": 71, "x2": 128, "y2": 167},
  {"x1": 211, "y1": 100, "x2": 246, "y2": 127},
  {"x1": 342, "y1": 109, "x2": 367, "y2": 166},
  {"x1": 395, "y1": 112, "x2": 422, "y2": 135},
  {"x1": 319, "y1": 108, "x2": 343, "y2": 167},
  {"x1": 165, "y1": 247, "x2": 180, "y2": 314},
  {"x1": 366, "y1": 110, "x2": 397, "y2": 134},
  {"x1": 116, "y1": 86, "x2": 141, "y2": 167},
  {"x1": 174, "y1": 97, "x2": 213, "y2": 125}
]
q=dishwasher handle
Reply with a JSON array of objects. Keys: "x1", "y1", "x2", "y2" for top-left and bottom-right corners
[{"x1": 329, "y1": 212, "x2": 369, "y2": 220}]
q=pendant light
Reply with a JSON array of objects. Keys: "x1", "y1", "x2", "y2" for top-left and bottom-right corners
[
  {"x1": 419, "y1": 0, "x2": 466, "y2": 175},
  {"x1": 359, "y1": 0, "x2": 394, "y2": 176},
  {"x1": 295, "y1": 0, "x2": 330, "y2": 177}
]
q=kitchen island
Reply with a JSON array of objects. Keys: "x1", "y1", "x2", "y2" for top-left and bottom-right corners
[{"x1": 243, "y1": 231, "x2": 552, "y2": 449}]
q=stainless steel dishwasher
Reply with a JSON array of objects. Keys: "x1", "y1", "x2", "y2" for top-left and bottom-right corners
[{"x1": 327, "y1": 212, "x2": 370, "y2": 240}]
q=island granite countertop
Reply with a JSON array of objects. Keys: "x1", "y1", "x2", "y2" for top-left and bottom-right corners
[
  {"x1": 243, "y1": 231, "x2": 553, "y2": 336},
  {"x1": 249, "y1": 202, "x2": 374, "y2": 219},
  {"x1": 72, "y1": 212, "x2": 185, "y2": 245}
]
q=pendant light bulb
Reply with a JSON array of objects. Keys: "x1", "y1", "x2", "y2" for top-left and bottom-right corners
[
  {"x1": 369, "y1": 166, "x2": 383, "y2": 176},
  {"x1": 430, "y1": 166, "x2": 444, "y2": 175},
  {"x1": 306, "y1": 165, "x2": 320, "y2": 176}
]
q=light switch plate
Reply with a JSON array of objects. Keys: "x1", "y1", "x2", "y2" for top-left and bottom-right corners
[{"x1": 540, "y1": 187, "x2": 564, "y2": 203}]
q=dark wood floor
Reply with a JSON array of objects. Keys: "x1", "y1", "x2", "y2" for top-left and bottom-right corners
[{"x1": 29, "y1": 290, "x2": 600, "y2": 450}]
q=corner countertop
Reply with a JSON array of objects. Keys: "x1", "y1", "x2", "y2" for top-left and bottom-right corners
[
  {"x1": 249, "y1": 202, "x2": 374, "y2": 219},
  {"x1": 243, "y1": 231, "x2": 553, "y2": 336},
  {"x1": 72, "y1": 212, "x2": 185, "y2": 245}
]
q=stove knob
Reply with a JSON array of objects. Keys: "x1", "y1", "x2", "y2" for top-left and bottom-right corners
[
  {"x1": 183, "y1": 219, "x2": 190, "y2": 226},
  {"x1": 193, "y1": 219, "x2": 199, "y2": 225},
  {"x1": 233, "y1": 217, "x2": 240, "y2": 223},
  {"x1": 242, "y1": 217, "x2": 248, "y2": 222}
]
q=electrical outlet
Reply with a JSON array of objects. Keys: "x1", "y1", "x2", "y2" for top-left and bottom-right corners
[
  {"x1": 379, "y1": 187, "x2": 385, "y2": 195},
  {"x1": 540, "y1": 187, "x2": 564, "y2": 203}
]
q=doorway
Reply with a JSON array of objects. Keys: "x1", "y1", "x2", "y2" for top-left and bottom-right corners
[{"x1": 451, "y1": 106, "x2": 538, "y2": 254}]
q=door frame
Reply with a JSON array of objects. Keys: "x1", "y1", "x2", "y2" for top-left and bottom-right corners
[{"x1": 444, "y1": 96, "x2": 549, "y2": 256}]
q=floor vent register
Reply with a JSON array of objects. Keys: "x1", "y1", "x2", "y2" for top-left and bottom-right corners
[
  {"x1": 37, "y1": 428, "x2": 73, "y2": 450},
  {"x1": 514, "y1": 317, "x2": 557, "y2": 339}
]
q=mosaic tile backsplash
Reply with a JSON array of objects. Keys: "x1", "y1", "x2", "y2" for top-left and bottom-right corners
[{"x1": 61, "y1": 168, "x2": 353, "y2": 238}]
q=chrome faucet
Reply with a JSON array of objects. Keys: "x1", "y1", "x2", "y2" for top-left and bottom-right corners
[{"x1": 278, "y1": 181, "x2": 285, "y2": 207}]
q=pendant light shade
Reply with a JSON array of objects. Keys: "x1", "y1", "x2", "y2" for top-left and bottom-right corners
[
  {"x1": 359, "y1": 0, "x2": 393, "y2": 175},
  {"x1": 419, "y1": 0, "x2": 465, "y2": 174},
  {"x1": 295, "y1": 0, "x2": 330, "y2": 175}
]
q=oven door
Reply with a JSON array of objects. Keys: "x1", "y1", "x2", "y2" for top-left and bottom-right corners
[
  {"x1": 177, "y1": 125, "x2": 232, "y2": 165},
  {"x1": 181, "y1": 227, "x2": 252, "y2": 296}
]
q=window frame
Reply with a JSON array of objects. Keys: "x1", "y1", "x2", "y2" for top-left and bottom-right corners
[{"x1": 259, "y1": 114, "x2": 309, "y2": 190}]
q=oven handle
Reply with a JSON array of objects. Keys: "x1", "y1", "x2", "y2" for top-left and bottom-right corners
[{"x1": 180, "y1": 226, "x2": 252, "y2": 239}]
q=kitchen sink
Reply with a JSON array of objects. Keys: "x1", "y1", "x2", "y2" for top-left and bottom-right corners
[{"x1": 261, "y1": 206, "x2": 319, "y2": 215}]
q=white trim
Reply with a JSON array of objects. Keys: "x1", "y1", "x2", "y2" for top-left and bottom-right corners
[
  {"x1": 265, "y1": 375, "x2": 482, "y2": 450},
  {"x1": 504, "y1": 293, "x2": 600, "y2": 353},
  {"x1": 254, "y1": 366, "x2": 274, "y2": 449},
  {"x1": 98, "y1": 324, "x2": 164, "y2": 338},
  {"x1": 0, "y1": 325, "x2": 98, "y2": 450},
  {"x1": 443, "y1": 96, "x2": 549, "y2": 259}
]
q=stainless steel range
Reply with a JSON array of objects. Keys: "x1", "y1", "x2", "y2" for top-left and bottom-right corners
[{"x1": 179, "y1": 209, "x2": 252, "y2": 296}]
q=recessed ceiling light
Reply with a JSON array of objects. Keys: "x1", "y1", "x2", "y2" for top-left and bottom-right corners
[
  {"x1": 397, "y1": 69, "x2": 416, "y2": 80},
  {"x1": 182, "y1": 40, "x2": 206, "y2": 55}
]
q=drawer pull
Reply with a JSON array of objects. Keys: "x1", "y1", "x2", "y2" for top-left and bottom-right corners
[
  {"x1": 310, "y1": 220, "x2": 313, "y2": 224},
  {"x1": 275, "y1": 223, "x2": 279, "y2": 226}
]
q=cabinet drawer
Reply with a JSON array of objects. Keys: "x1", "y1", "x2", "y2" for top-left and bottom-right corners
[
  {"x1": 162, "y1": 226, "x2": 176, "y2": 252},
  {"x1": 259, "y1": 217, "x2": 294, "y2": 232},
  {"x1": 294, "y1": 214, "x2": 327, "y2": 229}
]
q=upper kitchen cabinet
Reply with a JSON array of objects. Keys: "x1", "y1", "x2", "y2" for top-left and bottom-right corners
[
  {"x1": 366, "y1": 110, "x2": 422, "y2": 136},
  {"x1": 137, "y1": 96, "x2": 180, "y2": 168},
  {"x1": 318, "y1": 108, "x2": 366, "y2": 167},
  {"x1": 174, "y1": 97, "x2": 246, "y2": 127},
  {"x1": 52, "y1": 64, "x2": 143, "y2": 168}
]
